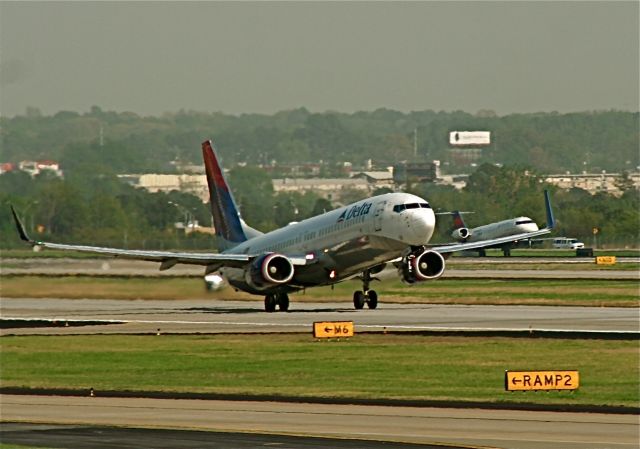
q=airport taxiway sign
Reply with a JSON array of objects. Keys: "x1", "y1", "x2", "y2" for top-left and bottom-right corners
[
  {"x1": 313, "y1": 321, "x2": 354, "y2": 338},
  {"x1": 595, "y1": 256, "x2": 616, "y2": 265},
  {"x1": 505, "y1": 370, "x2": 579, "y2": 391}
]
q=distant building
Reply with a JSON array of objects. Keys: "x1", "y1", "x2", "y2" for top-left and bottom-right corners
[
  {"x1": 350, "y1": 169, "x2": 394, "y2": 189},
  {"x1": 544, "y1": 172, "x2": 640, "y2": 197},
  {"x1": 262, "y1": 163, "x2": 323, "y2": 177},
  {"x1": 0, "y1": 162, "x2": 16, "y2": 174},
  {"x1": 119, "y1": 173, "x2": 373, "y2": 203},
  {"x1": 3, "y1": 160, "x2": 65, "y2": 178},
  {"x1": 434, "y1": 173, "x2": 468, "y2": 190},
  {"x1": 116, "y1": 168, "x2": 640, "y2": 205},
  {"x1": 272, "y1": 178, "x2": 369, "y2": 200},
  {"x1": 118, "y1": 174, "x2": 209, "y2": 202},
  {"x1": 393, "y1": 161, "x2": 440, "y2": 184}
]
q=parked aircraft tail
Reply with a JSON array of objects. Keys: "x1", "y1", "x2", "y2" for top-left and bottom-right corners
[
  {"x1": 451, "y1": 211, "x2": 467, "y2": 230},
  {"x1": 543, "y1": 189, "x2": 555, "y2": 230},
  {"x1": 202, "y1": 140, "x2": 256, "y2": 251}
]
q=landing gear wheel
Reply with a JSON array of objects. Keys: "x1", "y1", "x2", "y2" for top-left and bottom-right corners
[
  {"x1": 277, "y1": 293, "x2": 290, "y2": 312},
  {"x1": 353, "y1": 290, "x2": 366, "y2": 309},
  {"x1": 264, "y1": 294, "x2": 277, "y2": 313},
  {"x1": 366, "y1": 290, "x2": 378, "y2": 309}
]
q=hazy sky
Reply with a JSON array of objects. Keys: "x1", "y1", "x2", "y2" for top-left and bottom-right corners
[{"x1": 1, "y1": 1, "x2": 638, "y2": 117}]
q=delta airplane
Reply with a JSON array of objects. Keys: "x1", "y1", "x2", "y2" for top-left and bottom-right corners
[
  {"x1": 444, "y1": 205, "x2": 547, "y2": 257},
  {"x1": 11, "y1": 140, "x2": 555, "y2": 312}
]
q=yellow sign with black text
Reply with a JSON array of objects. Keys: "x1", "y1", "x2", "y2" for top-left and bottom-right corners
[
  {"x1": 313, "y1": 321, "x2": 354, "y2": 338},
  {"x1": 505, "y1": 370, "x2": 579, "y2": 391},
  {"x1": 595, "y1": 256, "x2": 616, "y2": 265}
]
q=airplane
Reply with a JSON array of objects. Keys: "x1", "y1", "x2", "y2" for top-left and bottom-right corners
[
  {"x1": 11, "y1": 140, "x2": 555, "y2": 312},
  {"x1": 439, "y1": 206, "x2": 547, "y2": 257}
]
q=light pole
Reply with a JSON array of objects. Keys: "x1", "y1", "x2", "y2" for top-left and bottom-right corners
[
  {"x1": 23, "y1": 200, "x2": 39, "y2": 233},
  {"x1": 168, "y1": 201, "x2": 189, "y2": 226},
  {"x1": 168, "y1": 201, "x2": 198, "y2": 232}
]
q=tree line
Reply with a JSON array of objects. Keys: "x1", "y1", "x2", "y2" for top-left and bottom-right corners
[
  {"x1": 1, "y1": 163, "x2": 637, "y2": 249},
  {"x1": 1, "y1": 107, "x2": 638, "y2": 174}
]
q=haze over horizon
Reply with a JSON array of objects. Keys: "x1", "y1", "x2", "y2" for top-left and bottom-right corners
[{"x1": 1, "y1": 1, "x2": 638, "y2": 118}]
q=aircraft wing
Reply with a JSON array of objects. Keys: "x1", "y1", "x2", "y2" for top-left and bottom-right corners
[
  {"x1": 430, "y1": 227, "x2": 552, "y2": 254},
  {"x1": 10, "y1": 206, "x2": 307, "y2": 271}
]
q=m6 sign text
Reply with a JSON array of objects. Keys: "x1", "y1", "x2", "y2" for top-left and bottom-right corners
[{"x1": 313, "y1": 321, "x2": 354, "y2": 339}]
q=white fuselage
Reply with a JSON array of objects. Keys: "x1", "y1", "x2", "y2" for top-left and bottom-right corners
[
  {"x1": 466, "y1": 217, "x2": 538, "y2": 242},
  {"x1": 220, "y1": 192, "x2": 436, "y2": 289}
]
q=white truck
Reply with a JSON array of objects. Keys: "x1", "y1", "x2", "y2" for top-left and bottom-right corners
[{"x1": 552, "y1": 237, "x2": 585, "y2": 250}]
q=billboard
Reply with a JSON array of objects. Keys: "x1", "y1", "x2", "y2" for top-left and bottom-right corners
[{"x1": 449, "y1": 131, "x2": 491, "y2": 147}]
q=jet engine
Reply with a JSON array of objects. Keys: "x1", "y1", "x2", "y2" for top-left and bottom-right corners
[
  {"x1": 245, "y1": 253, "x2": 295, "y2": 290},
  {"x1": 451, "y1": 227, "x2": 471, "y2": 241},
  {"x1": 398, "y1": 249, "x2": 445, "y2": 284}
]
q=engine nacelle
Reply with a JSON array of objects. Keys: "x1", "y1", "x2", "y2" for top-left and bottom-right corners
[
  {"x1": 245, "y1": 253, "x2": 295, "y2": 290},
  {"x1": 451, "y1": 227, "x2": 471, "y2": 241},
  {"x1": 399, "y1": 250, "x2": 445, "y2": 284}
]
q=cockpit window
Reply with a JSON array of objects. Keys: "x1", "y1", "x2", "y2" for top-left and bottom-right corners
[
  {"x1": 515, "y1": 219, "x2": 535, "y2": 225},
  {"x1": 393, "y1": 202, "x2": 431, "y2": 213}
]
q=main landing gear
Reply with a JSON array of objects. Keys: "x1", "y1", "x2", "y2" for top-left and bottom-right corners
[
  {"x1": 265, "y1": 293, "x2": 289, "y2": 312},
  {"x1": 353, "y1": 269, "x2": 378, "y2": 310}
]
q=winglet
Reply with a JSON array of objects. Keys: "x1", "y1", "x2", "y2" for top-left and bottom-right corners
[
  {"x1": 10, "y1": 205, "x2": 34, "y2": 243},
  {"x1": 544, "y1": 190, "x2": 555, "y2": 230}
]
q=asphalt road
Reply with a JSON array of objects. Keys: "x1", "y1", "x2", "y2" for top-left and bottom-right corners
[
  {"x1": 1, "y1": 395, "x2": 637, "y2": 449},
  {"x1": 0, "y1": 422, "x2": 445, "y2": 449},
  {"x1": 2, "y1": 298, "x2": 639, "y2": 335}
]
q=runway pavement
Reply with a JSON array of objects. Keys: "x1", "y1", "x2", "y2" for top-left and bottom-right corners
[
  {"x1": 1, "y1": 395, "x2": 637, "y2": 449},
  {"x1": 2, "y1": 298, "x2": 639, "y2": 335},
  {"x1": 2, "y1": 258, "x2": 637, "y2": 448},
  {"x1": 2, "y1": 257, "x2": 639, "y2": 279},
  {"x1": 0, "y1": 422, "x2": 446, "y2": 449}
]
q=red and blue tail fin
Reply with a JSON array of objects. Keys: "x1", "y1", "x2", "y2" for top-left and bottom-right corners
[
  {"x1": 202, "y1": 140, "x2": 247, "y2": 251},
  {"x1": 452, "y1": 210, "x2": 467, "y2": 229}
]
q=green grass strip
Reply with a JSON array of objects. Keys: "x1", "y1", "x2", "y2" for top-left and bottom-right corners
[
  {"x1": 1, "y1": 334, "x2": 638, "y2": 407},
  {"x1": 2, "y1": 276, "x2": 638, "y2": 307}
]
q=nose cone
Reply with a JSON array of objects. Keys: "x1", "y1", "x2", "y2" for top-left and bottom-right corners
[
  {"x1": 408, "y1": 209, "x2": 436, "y2": 245},
  {"x1": 520, "y1": 223, "x2": 539, "y2": 233}
]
